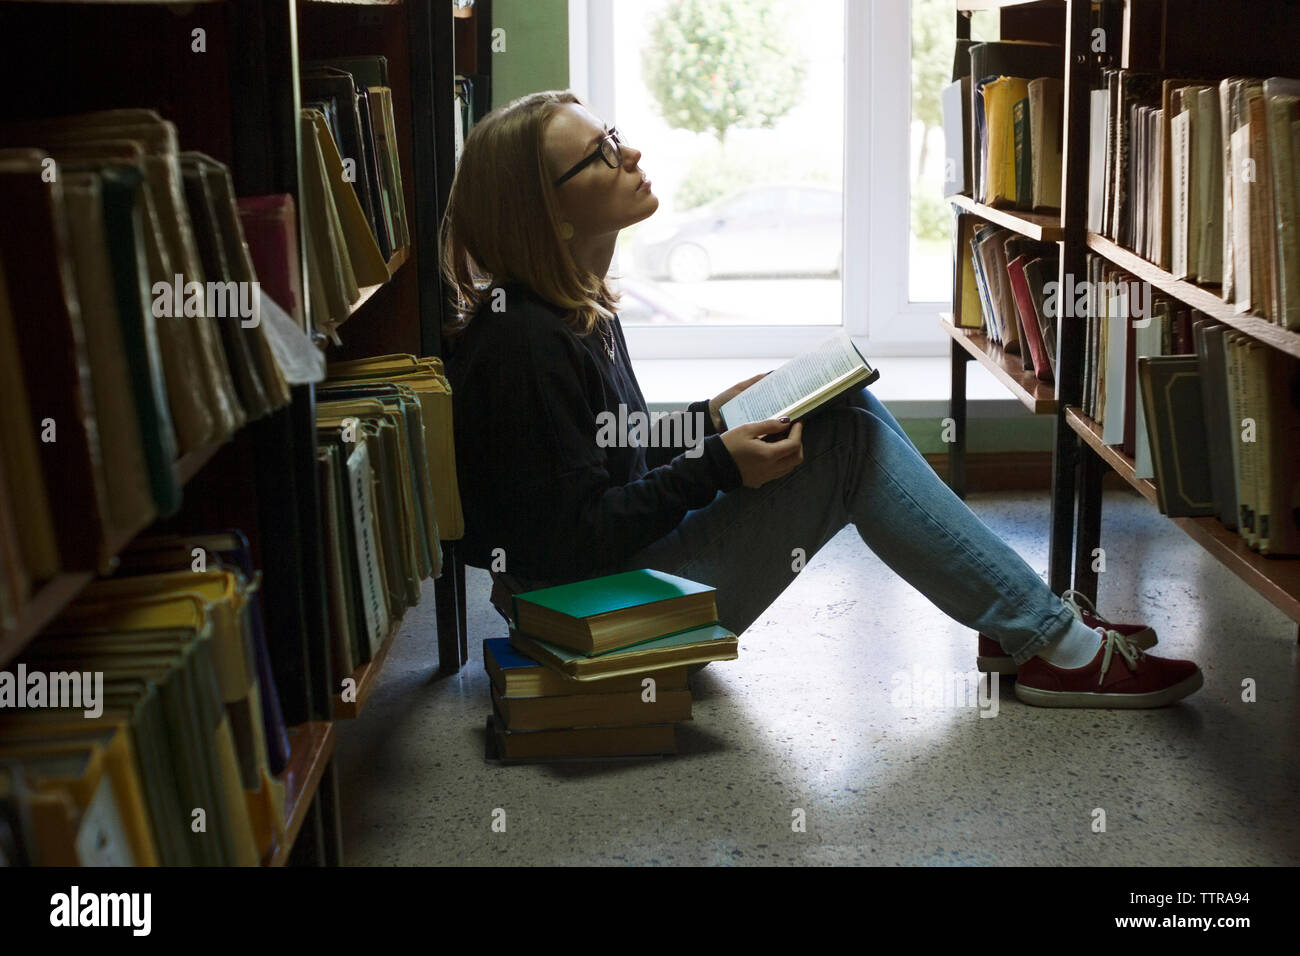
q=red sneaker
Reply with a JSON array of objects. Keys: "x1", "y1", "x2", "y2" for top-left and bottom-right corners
[
  {"x1": 1013, "y1": 628, "x2": 1203, "y2": 708},
  {"x1": 977, "y1": 589, "x2": 1157, "y2": 675}
]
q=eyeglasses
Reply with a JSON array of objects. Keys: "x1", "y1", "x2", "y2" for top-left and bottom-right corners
[{"x1": 553, "y1": 127, "x2": 625, "y2": 187}]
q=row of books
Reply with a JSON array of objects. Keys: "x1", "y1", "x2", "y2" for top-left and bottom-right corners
[
  {"x1": 952, "y1": 209, "x2": 1059, "y2": 382},
  {"x1": 942, "y1": 39, "x2": 1064, "y2": 211},
  {"x1": 0, "y1": 531, "x2": 291, "y2": 866},
  {"x1": 1081, "y1": 256, "x2": 1300, "y2": 553},
  {"x1": 1087, "y1": 70, "x2": 1300, "y2": 328},
  {"x1": 0, "y1": 109, "x2": 307, "y2": 633},
  {"x1": 487, "y1": 569, "x2": 739, "y2": 760},
  {"x1": 316, "y1": 353, "x2": 464, "y2": 681},
  {"x1": 300, "y1": 55, "x2": 410, "y2": 335}
]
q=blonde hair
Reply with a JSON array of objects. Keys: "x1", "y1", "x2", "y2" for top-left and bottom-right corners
[{"x1": 439, "y1": 90, "x2": 620, "y2": 339}]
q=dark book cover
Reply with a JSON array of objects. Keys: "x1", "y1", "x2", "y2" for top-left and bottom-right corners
[
  {"x1": 1138, "y1": 354, "x2": 1216, "y2": 516},
  {"x1": 1112, "y1": 71, "x2": 1163, "y2": 250}
]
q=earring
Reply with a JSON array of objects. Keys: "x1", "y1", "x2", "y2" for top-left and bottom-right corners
[{"x1": 558, "y1": 221, "x2": 574, "y2": 240}]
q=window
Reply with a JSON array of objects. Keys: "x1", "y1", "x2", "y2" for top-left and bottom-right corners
[
  {"x1": 571, "y1": 0, "x2": 967, "y2": 359},
  {"x1": 908, "y1": 0, "x2": 999, "y2": 303}
]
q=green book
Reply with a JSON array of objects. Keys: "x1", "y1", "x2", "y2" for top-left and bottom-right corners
[
  {"x1": 512, "y1": 569, "x2": 718, "y2": 655},
  {"x1": 1013, "y1": 96, "x2": 1032, "y2": 210},
  {"x1": 508, "y1": 623, "x2": 738, "y2": 681}
]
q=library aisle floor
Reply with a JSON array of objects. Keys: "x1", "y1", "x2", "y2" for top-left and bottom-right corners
[{"x1": 336, "y1": 488, "x2": 1300, "y2": 866}]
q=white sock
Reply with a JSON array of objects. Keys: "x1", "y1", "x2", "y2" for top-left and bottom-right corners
[{"x1": 1036, "y1": 618, "x2": 1103, "y2": 668}]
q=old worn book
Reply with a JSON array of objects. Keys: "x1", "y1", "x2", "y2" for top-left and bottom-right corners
[
  {"x1": 0, "y1": 149, "x2": 109, "y2": 572},
  {"x1": 62, "y1": 171, "x2": 157, "y2": 542},
  {"x1": 1138, "y1": 354, "x2": 1216, "y2": 517},
  {"x1": 513, "y1": 569, "x2": 717, "y2": 656},
  {"x1": 509, "y1": 622, "x2": 739, "y2": 681},
  {"x1": 486, "y1": 711, "x2": 676, "y2": 760},
  {"x1": 1194, "y1": 86, "x2": 1225, "y2": 284},
  {"x1": 1029, "y1": 76, "x2": 1063, "y2": 209},
  {"x1": 483, "y1": 638, "x2": 688, "y2": 698},
  {"x1": 490, "y1": 683, "x2": 692, "y2": 732}
]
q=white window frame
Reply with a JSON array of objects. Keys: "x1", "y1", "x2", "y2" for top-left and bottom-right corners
[{"x1": 568, "y1": 0, "x2": 948, "y2": 359}]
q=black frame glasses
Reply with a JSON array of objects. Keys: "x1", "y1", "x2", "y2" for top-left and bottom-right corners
[{"x1": 553, "y1": 127, "x2": 624, "y2": 186}]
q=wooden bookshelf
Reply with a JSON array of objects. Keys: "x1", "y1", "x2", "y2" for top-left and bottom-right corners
[
  {"x1": 175, "y1": 440, "x2": 226, "y2": 486},
  {"x1": 940, "y1": 312, "x2": 1058, "y2": 413},
  {"x1": 1057, "y1": 0, "x2": 1300, "y2": 613},
  {"x1": 1065, "y1": 406, "x2": 1158, "y2": 506},
  {"x1": 947, "y1": 194, "x2": 1065, "y2": 243},
  {"x1": 338, "y1": 246, "x2": 411, "y2": 329},
  {"x1": 0, "y1": 573, "x2": 95, "y2": 669},
  {"x1": 0, "y1": 438, "x2": 235, "y2": 668},
  {"x1": 333, "y1": 612, "x2": 405, "y2": 719},
  {"x1": 263, "y1": 721, "x2": 336, "y2": 867},
  {"x1": 1086, "y1": 233, "x2": 1300, "y2": 361},
  {"x1": 1066, "y1": 406, "x2": 1300, "y2": 622}
]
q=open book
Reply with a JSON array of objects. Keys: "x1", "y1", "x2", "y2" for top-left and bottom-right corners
[{"x1": 720, "y1": 331, "x2": 881, "y2": 429}]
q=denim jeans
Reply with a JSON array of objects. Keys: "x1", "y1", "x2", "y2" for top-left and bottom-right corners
[{"x1": 603, "y1": 386, "x2": 1076, "y2": 666}]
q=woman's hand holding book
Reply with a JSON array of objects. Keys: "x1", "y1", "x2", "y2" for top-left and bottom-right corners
[{"x1": 720, "y1": 419, "x2": 804, "y2": 489}]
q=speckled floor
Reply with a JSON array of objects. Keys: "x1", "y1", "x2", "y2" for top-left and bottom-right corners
[{"x1": 335, "y1": 488, "x2": 1300, "y2": 866}]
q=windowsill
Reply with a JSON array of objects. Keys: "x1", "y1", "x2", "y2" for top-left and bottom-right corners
[{"x1": 632, "y1": 355, "x2": 1035, "y2": 419}]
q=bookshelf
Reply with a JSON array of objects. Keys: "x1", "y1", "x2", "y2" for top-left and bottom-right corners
[
  {"x1": 940, "y1": 313, "x2": 1058, "y2": 411},
  {"x1": 1065, "y1": 0, "x2": 1300, "y2": 620},
  {"x1": 1068, "y1": 408, "x2": 1300, "y2": 622},
  {"x1": 1085, "y1": 233, "x2": 1300, "y2": 361},
  {"x1": 264, "y1": 721, "x2": 337, "y2": 866},
  {"x1": 340, "y1": 247, "x2": 411, "y2": 329},
  {"x1": 941, "y1": 0, "x2": 1074, "y2": 575},
  {"x1": 0, "y1": 436, "x2": 223, "y2": 664},
  {"x1": 947, "y1": 193, "x2": 1064, "y2": 242},
  {"x1": 332, "y1": 614, "x2": 404, "y2": 719},
  {"x1": 0, "y1": 0, "x2": 469, "y2": 866},
  {"x1": 945, "y1": 0, "x2": 1300, "y2": 629}
]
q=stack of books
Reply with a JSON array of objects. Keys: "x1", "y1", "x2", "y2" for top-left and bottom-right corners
[
  {"x1": 485, "y1": 570, "x2": 740, "y2": 760},
  {"x1": 0, "y1": 530, "x2": 289, "y2": 865},
  {"x1": 315, "y1": 353, "x2": 462, "y2": 685}
]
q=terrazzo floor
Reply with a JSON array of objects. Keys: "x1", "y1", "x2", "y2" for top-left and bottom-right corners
[{"x1": 335, "y1": 487, "x2": 1300, "y2": 866}]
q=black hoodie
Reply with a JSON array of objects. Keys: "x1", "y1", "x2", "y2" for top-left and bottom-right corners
[{"x1": 445, "y1": 282, "x2": 742, "y2": 583}]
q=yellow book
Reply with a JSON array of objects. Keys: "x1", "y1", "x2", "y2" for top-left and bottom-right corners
[
  {"x1": 983, "y1": 76, "x2": 1030, "y2": 208},
  {"x1": 78, "y1": 571, "x2": 280, "y2": 859},
  {"x1": 0, "y1": 730, "x2": 157, "y2": 866},
  {"x1": 309, "y1": 110, "x2": 389, "y2": 286},
  {"x1": 324, "y1": 367, "x2": 464, "y2": 540},
  {"x1": 52, "y1": 589, "x2": 264, "y2": 864}
]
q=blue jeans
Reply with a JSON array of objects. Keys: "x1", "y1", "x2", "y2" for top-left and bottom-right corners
[{"x1": 610, "y1": 387, "x2": 1075, "y2": 666}]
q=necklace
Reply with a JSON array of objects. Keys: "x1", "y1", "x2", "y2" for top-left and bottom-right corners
[{"x1": 597, "y1": 321, "x2": 616, "y2": 360}]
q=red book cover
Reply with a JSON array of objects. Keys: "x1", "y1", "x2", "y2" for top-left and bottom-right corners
[
  {"x1": 1005, "y1": 253, "x2": 1053, "y2": 382},
  {"x1": 237, "y1": 194, "x2": 303, "y2": 327}
]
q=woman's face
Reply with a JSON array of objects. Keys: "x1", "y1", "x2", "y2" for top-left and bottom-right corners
[{"x1": 544, "y1": 103, "x2": 658, "y2": 240}]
